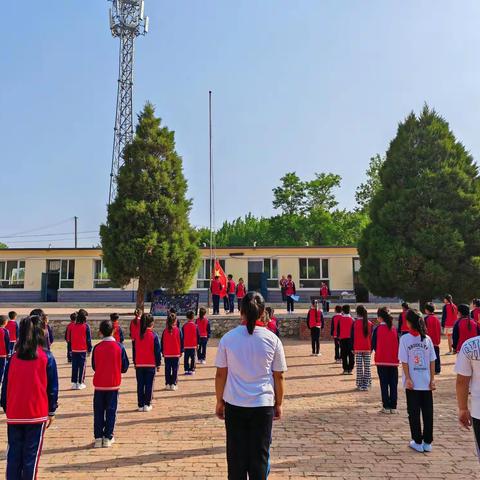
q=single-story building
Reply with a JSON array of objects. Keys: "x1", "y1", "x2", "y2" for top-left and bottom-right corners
[{"x1": 0, "y1": 246, "x2": 364, "y2": 303}]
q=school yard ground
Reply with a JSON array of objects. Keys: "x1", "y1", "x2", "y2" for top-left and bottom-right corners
[{"x1": 1, "y1": 339, "x2": 477, "y2": 480}]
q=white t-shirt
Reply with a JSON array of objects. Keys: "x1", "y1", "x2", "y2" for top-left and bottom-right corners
[
  {"x1": 215, "y1": 325, "x2": 288, "y2": 408},
  {"x1": 399, "y1": 333, "x2": 437, "y2": 391},
  {"x1": 454, "y1": 336, "x2": 480, "y2": 419}
]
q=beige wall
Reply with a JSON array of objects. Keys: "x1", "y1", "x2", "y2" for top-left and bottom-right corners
[
  {"x1": 74, "y1": 258, "x2": 95, "y2": 290},
  {"x1": 329, "y1": 257, "x2": 354, "y2": 291},
  {"x1": 24, "y1": 259, "x2": 45, "y2": 291},
  {"x1": 224, "y1": 257, "x2": 248, "y2": 283},
  {"x1": 278, "y1": 257, "x2": 300, "y2": 286}
]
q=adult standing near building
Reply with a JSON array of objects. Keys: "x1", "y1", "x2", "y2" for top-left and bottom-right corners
[
  {"x1": 279, "y1": 275, "x2": 288, "y2": 302},
  {"x1": 210, "y1": 275, "x2": 223, "y2": 315},
  {"x1": 215, "y1": 292, "x2": 287, "y2": 479},
  {"x1": 285, "y1": 274, "x2": 296, "y2": 313},
  {"x1": 320, "y1": 282, "x2": 330, "y2": 313},
  {"x1": 455, "y1": 334, "x2": 480, "y2": 461}
]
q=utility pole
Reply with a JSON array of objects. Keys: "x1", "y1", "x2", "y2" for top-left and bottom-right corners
[{"x1": 74, "y1": 216, "x2": 78, "y2": 248}]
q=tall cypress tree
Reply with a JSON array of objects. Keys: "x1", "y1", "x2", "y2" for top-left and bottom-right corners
[
  {"x1": 358, "y1": 105, "x2": 480, "y2": 305},
  {"x1": 100, "y1": 103, "x2": 200, "y2": 310}
]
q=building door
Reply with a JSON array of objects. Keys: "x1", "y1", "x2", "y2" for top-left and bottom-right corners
[
  {"x1": 42, "y1": 260, "x2": 62, "y2": 302},
  {"x1": 353, "y1": 258, "x2": 369, "y2": 302},
  {"x1": 248, "y1": 261, "x2": 268, "y2": 299}
]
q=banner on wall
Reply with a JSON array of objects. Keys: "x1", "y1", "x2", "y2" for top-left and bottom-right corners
[{"x1": 150, "y1": 290, "x2": 200, "y2": 316}]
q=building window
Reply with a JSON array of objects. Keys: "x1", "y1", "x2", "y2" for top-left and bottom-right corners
[
  {"x1": 0, "y1": 260, "x2": 25, "y2": 289},
  {"x1": 299, "y1": 258, "x2": 329, "y2": 288},
  {"x1": 60, "y1": 260, "x2": 75, "y2": 289},
  {"x1": 197, "y1": 259, "x2": 225, "y2": 289},
  {"x1": 94, "y1": 260, "x2": 115, "y2": 288},
  {"x1": 263, "y1": 258, "x2": 278, "y2": 288}
]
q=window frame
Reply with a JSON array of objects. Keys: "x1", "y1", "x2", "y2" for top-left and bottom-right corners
[
  {"x1": 0, "y1": 260, "x2": 25, "y2": 289},
  {"x1": 264, "y1": 258, "x2": 279, "y2": 289},
  {"x1": 298, "y1": 257, "x2": 329, "y2": 289},
  {"x1": 93, "y1": 259, "x2": 115, "y2": 289},
  {"x1": 60, "y1": 259, "x2": 75, "y2": 289},
  {"x1": 196, "y1": 259, "x2": 226, "y2": 289}
]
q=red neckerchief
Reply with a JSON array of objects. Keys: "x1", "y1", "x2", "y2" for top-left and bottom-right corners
[{"x1": 241, "y1": 320, "x2": 266, "y2": 327}]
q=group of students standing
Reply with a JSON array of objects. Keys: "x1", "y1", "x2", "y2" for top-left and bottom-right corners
[{"x1": 210, "y1": 275, "x2": 247, "y2": 315}]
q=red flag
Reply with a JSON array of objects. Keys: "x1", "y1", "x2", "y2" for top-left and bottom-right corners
[{"x1": 212, "y1": 260, "x2": 227, "y2": 298}]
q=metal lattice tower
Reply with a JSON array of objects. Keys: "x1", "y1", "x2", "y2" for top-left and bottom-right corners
[{"x1": 108, "y1": 0, "x2": 149, "y2": 205}]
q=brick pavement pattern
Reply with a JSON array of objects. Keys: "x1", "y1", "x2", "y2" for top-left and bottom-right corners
[{"x1": 0, "y1": 339, "x2": 477, "y2": 479}]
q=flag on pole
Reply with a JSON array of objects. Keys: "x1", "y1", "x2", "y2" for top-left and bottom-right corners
[{"x1": 212, "y1": 260, "x2": 227, "y2": 298}]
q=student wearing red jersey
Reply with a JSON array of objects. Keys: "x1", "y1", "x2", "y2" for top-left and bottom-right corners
[
  {"x1": 211, "y1": 275, "x2": 223, "y2": 315},
  {"x1": 424, "y1": 303, "x2": 442, "y2": 374},
  {"x1": 1, "y1": 315, "x2": 58, "y2": 479},
  {"x1": 130, "y1": 308, "x2": 141, "y2": 345},
  {"x1": 320, "y1": 282, "x2": 330, "y2": 313},
  {"x1": 162, "y1": 312, "x2": 183, "y2": 390},
  {"x1": 285, "y1": 274, "x2": 296, "y2": 313},
  {"x1": 306, "y1": 300, "x2": 324, "y2": 356},
  {"x1": 453, "y1": 304, "x2": 480, "y2": 354},
  {"x1": 372, "y1": 307, "x2": 399, "y2": 414},
  {"x1": 91, "y1": 319, "x2": 129, "y2": 448},
  {"x1": 182, "y1": 310, "x2": 200, "y2": 375},
  {"x1": 0, "y1": 316, "x2": 10, "y2": 385},
  {"x1": 110, "y1": 313, "x2": 125, "y2": 344},
  {"x1": 337, "y1": 305, "x2": 355, "y2": 374},
  {"x1": 29, "y1": 309, "x2": 53, "y2": 352},
  {"x1": 134, "y1": 313, "x2": 161, "y2": 412},
  {"x1": 266, "y1": 307, "x2": 279, "y2": 336},
  {"x1": 352, "y1": 305, "x2": 373, "y2": 391},
  {"x1": 398, "y1": 302, "x2": 411, "y2": 336},
  {"x1": 236, "y1": 278, "x2": 247, "y2": 311},
  {"x1": 330, "y1": 305, "x2": 343, "y2": 363},
  {"x1": 442, "y1": 294, "x2": 458, "y2": 355},
  {"x1": 196, "y1": 307, "x2": 211, "y2": 364},
  {"x1": 65, "y1": 312, "x2": 77, "y2": 363},
  {"x1": 70, "y1": 309, "x2": 92, "y2": 390},
  {"x1": 471, "y1": 299, "x2": 480, "y2": 325},
  {"x1": 6, "y1": 311, "x2": 18, "y2": 356},
  {"x1": 225, "y1": 275, "x2": 236, "y2": 314}
]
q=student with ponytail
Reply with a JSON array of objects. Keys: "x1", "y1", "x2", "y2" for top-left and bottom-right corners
[
  {"x1": 70, "y1": 309, "x2": 92, "y2": 390},
  {"x1": 1, "y1": 315, "x2": 58, "y2": 479},
  {"x1": 399, "y1": 309, "x2": 437, "y2": 453},
  {"x1": 372, "y1": 307, "x2": 399, "y2": 414},
  {"x1": 352, "y1": 305, "x2": 373, "y2": 391},
  {"x1": 331, "y1": 305, "x2": 343, "y2": 363},
  {"x1": 424, "y1": 303, "x2": 442, "y2": 374},
  {"x1": 452, "y1": 304, "x2": 480, "y2": 354},
  {"x1": 337, "y1": 305, "x2": 355, "y2": 374},
  {"x1": 161, "y1": 312, "x2": 183, "y2": 391},
  {"x1": 134, "y1": 313, "x2": 161, "y2": 411},
  {"x1": 398, "y1": 302, "x2": 410, "y2": 335},
  {"x1": 442, "y1": 294, "x2": 458, "y2": 355},
  {"x1": 215, "y1": 292, "x2": 287, "y2": 479}
]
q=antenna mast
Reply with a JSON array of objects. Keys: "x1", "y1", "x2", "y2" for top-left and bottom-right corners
[{"x1": 107, "y1": 0, "x2": 149, "y2": 205}]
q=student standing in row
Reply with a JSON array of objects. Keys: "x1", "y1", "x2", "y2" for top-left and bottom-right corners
[
  {"x1": 306, "y1": 300, "x2": 324, "y2": 356},
  {"x1": 399, "y1": 309, "x2": 436, "y2": 453},
  {"x1": 424, "y1": 303, "x2": 442, "y2": 374},
  {"x1": 134, "y1": 314, "x2": 161, "y2": 412},
  {"x1": 227, "y1": 275, "x2": 236, "y2": 314},
  {"x1": 162, "y1": 313, "x2": 183, "y2": 390},
  {"x1": 130, "y1": 308, "x2": 141, "y2": 362},
  {"x1": 398, "y1": 303, "x2": 410, "y2": 336},
  {"x1": 1, "y1": 315, "x2": 58, "y2": 479},
  {"x1": 211, "y1": 275, "x2": 223, "y2": 315},
  {"x1": 442, "y1": 294, "x2": 458, "y2": 355},
  {"x1": 70, "y1": 309, "x2": 92, "y2": 390},
  {"x1": 6, "y1": 311, "x2": 18, "y2": 356},
  {"x1": 196, "y1": 308, "x2": 211, "y2": 364},
  {"x1": 331, "y1": 305, "x2": 342, "y2": 363},
  {"x1": 337, "y1": 305, "x2": 354, "y2": 375},
  {"x1": 65, "y1": 312, "x2": 77, "y2": 363},
  {"x1": 110, "y1": 313, "x2": 125, "y2": 344},
  {"x1": 372, "y1": 307, "x2": 399, "y2": 414},
  {"x1": 236, "y1": 278, "x2": 247, "y2": 311},
  {"x1": 0, "y1": 316, "x2": 10, "y2": 385},
  {"x1": 352, "y1": 305, "x2": 372, "y2": 391},
  {"x1": 266, "y1": 307, "x2": 279, "y2": 336},
  {"x1": 285, "y1": 275, "x2": 296, "y2": 313},
  {"x1": 453, "y1": 304, "x2": 480, "y2": 354},
  {"x1": 91, "y1": 319, "x2": 129, "y2": 447},
  {"x1": 320, "y1": 282, "x2": 330, "y2": 313},
  {"x1": 183, "y1": 310, "x2": 200, "y2": 375},
  {"x1": 471, "y1": 299, "x2": 480, "y2": 325}
]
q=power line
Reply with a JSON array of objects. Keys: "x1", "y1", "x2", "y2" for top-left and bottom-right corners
[
  {"x1": 0, "y1": 230, "x2": 98, "y2": 240},
  {"x1": 2, "y1": 218, "x2": 74, "y2": 238},
  {"x1": 5, "y1": 236, "x2": 100, "y2": 245}
]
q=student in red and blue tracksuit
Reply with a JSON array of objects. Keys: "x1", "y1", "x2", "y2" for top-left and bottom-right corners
[
  {"x1": 65, "y1": 312, "x2": 77, "y2": 363},
  {"x1": 110, "y1": 313, "x2": 125, "y2": 344},
  {"x1": 196, "y1": 307, "x2": 211, "y2": 364},
  {"x1": 236, "y1": 278, "x2": 247, "y2": 311},
  {"x1": 29, "y1": 309, "x2": 53, "y2": 351},
  {"x1": 226, "y1": 275, "x2": 236, "y2": 314},
  {"x1": 372, "y1": 307, "x2": 399, "y2": 413},
  {"x1": 1, "y1": 315, "x2": 58, "y2": 480},
  {"x1": 285, "y1": 275, "x2": 296, "y2": 313},
  {"x1": 0, "y1": 316, "x2": 10, "y2": 385},
  {"x1": 6, "y1": 311, "x2": 18, "y2": 356},
  {"x1": 182, "y1": 310, "x2": 200, "y2": 375},
  {"x1": 352, "y1": 305, "x2": 373, "y2": 391},
  {"x1": 134, "y1": 313, "x2": 161, "y2": 411},
  {"x1": 337, "y1": 305, "x2": 354, "y2": 374},
  {"x1": 442, "y1": 294, "x2": 458, "y2": 354},
  {"x1": 330, "y1": 305, "x2": 343, "y2": 362},
  {"x1": 453, "y1": 304, "x2": 480, "y2": 354},
  {"x1": 424, "y1": 303, "x2": 442, "y2": 374},
  {"x1": 471, "y1": 299, "x2": 480, "y2": 325},
  {"x1": 91, "y1": 319, "x2": 129, "y2": 448},
  {"x1": 211, "y1": 276, "x2": 223, "y2": 315},
  {"x1": 306, "y1": 300, "x2": 324, "y2": 356},
  {"x1": 266, "y1": 307, "x2": 280, "y2": 336},
  {"x1": 398, "y1": 303, "x2": 410, "y2": 336},
  {"x1": 130, "y1": 308, "x2": 142, "y2": 362},
  {"x1": 162, "y1": 313, "x2": 183, "y2": 390},
  {"x1": 70, "y1": 309, "x2": 92, "y2": 390}
]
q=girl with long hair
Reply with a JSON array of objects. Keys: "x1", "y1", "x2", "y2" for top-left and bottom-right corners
[
  {"x1": 161, "y1": 312, "x2": 183, "y2": 391},
  {"x1": 352, "y1": 305, "x2": 373, "y2": 391}
]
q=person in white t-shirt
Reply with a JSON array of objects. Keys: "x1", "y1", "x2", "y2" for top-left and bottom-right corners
[
  {"x1": 399, "y1": 309, "x2": 437, "y2": 453},
  {"x1": 455, "y1": 335, "x2": 480, "y2": 461},
  {"x1": 215, "y1": 291, "x2": 287, "y2": 480}
]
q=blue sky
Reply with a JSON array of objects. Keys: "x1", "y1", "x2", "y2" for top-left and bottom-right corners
[{"x1": 2, "y1": 0, "x2": 480, "y2": 247}]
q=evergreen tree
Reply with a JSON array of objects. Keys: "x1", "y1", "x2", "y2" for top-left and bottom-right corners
[
  {"x1": 100, "y1": 103, "x2": 200, "y2": 310},
  {"x1": 358, "y1": 105, "x2": 480, "y2": 305},
  {"x1": 355, "y1": 154, "x2": 384, "y2": 212}
]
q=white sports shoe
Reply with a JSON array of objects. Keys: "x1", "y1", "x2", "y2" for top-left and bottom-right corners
[
  {"x1": 103, "y1": 437, "x2": 115, "y2": 448},
  {"x1": 71, "y1": 383, "x2": 78, "y2": 390},
  {"x1": 78, "y1": 383, "x2": 86, "y2": 390},
  {"x1": 422, "y1": 442, "x2": 432, "y2": 452},
  {"x1": 409, "y1": 440, "x2": 424, "y2": 453},
  {"x1": 138, "y1": 407, "x2": 145, "y2": 412},
  {"x1": 171, "y1": 384, "x2": 178, "y2": 391},
  {"x1": 144, "y1": 405, "x2": 153, "y2": 412},
  {"x1": 94, "y1": 438, "x2": 103, "y2": 448}
]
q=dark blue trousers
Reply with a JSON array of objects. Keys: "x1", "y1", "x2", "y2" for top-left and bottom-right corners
[
  {"x1": 66, "y1": 342, "x2": 72, "y2": 363},
  {"x1": 71, "y1": 352, "x2": 87, "y2": 384},
  {"x1": 0, "y1": 357, "x2": 6, "y2": 385},
  {"x1": 7, "y1": 423, "x2": 46, "y2": 480},
  {"x1": 184, "y1": 348, "x2": 196, "y2": 372},
  {"x1": 212, "y1": 295, "x2": 220, "y2": 314},
  {"x1": 164, "y1": 357, "x2": 179, "y2": 386},
  {"x1": 93, "y1": 390, "x2": 118, "y2": 440},
  {"x1": 377, "y1": 366, "x2": 398, "y2": 410},
  {"x1": 136, "y1": 367, "x2": 155, "y2": 407},
  {"x1": 223, "y1": 295, "x2": 230, "y2": 312},
  {"x1": 9, "y1": 342, "x2": 15, "y2": 356},
  {"x1": 228, "y1": 294, "x2": 235, "y2": 313},
  {"x1": 434, "y1": 346, "x2": 441, "y2": 374},
  {"x1": 198, "y1": 338, "x2": 208, "y2": 361}
]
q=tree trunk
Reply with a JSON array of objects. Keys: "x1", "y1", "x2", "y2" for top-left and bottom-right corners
[{"x1": 136, "y1": 276, "x2": 146, "y2": 312}]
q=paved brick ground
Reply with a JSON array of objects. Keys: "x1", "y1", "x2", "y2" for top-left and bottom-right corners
[{"x1": 0, "y1": 339, "x2": 477, "y2": 479}]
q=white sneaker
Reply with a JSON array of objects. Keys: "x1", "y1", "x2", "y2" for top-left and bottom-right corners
[
  {"x1": 103, "y1": 437, "x2": 115, "y2": 448},
  {"x1": 144, "y1": 405, "x2": 153, "y2": 412},
  {"x1": 94, "y1": 438, "x2": 103, "y2": 448},
  {"x1": 78, "y1": 383, "x2": 86, "y2": 390},
  {"x1": 171, "y1": 384, "x2": 178, "y2": 391},
  {"x1": 409, "y1": 440, "x2": 424, "y2": 453},
  {"x1": 316, "y1": 353, "x2": 322, "y2": 357},
  {"x1": 165, "y1": 385, "x2": 171, "y2": 391},
  {"x1": 422, "y1": 442, "x2": 432, "y2": 452},
  {"x1": 71, "y1": 383, "x2": 78, "y2": 390},
  {"x1": 379, "y1": 408, "x2": 390, "y2": 414},
  {"x1": 138, "y1": 406, "x2": 145, "y2": 412},
  {"x1": 390, "y1": 409, "x2": 399, "y2": 415}
]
